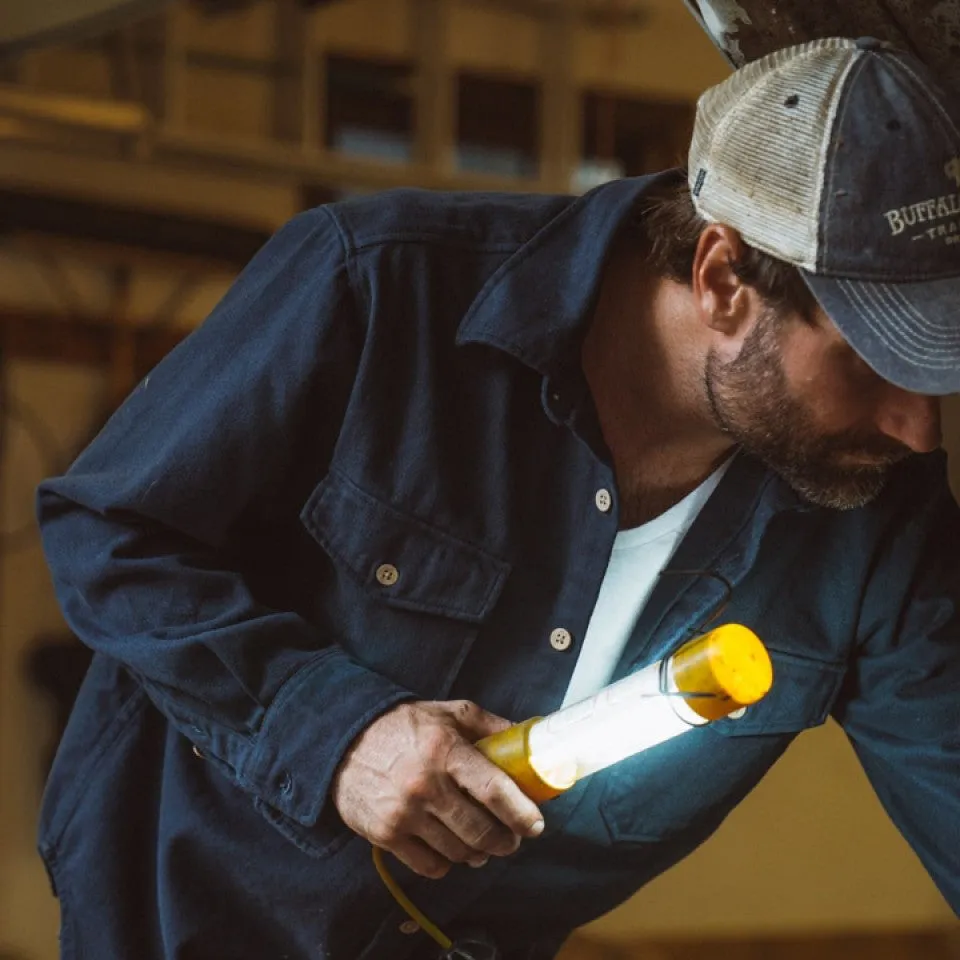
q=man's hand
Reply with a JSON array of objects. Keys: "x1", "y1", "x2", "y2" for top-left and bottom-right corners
[{"x1": 332, "y1": 699, "x2": 545, "y2": 879}]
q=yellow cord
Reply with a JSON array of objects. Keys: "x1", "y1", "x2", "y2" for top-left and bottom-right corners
[{"x1": 371, "y1": 846, "x2": 453, "y2": 949}]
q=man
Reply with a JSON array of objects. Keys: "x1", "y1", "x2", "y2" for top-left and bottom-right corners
[{"x1": 36, "y1": 36, "x2": 960, "y2": 960}]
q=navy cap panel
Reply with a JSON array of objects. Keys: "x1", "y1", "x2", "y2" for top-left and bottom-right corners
[
  {"x1": 803, "y1": 269, "x2": 960, "y2": 395},
  {"x1": 818, "y1": 51, "x2": 960, "y2": 282}
]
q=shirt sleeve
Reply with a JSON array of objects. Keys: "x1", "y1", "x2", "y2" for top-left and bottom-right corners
[
  {"x1": 834, "y1": 457, "x2": 960, "y2": 913},
  {"x1": 36, "y1": 206, "x2": 414, "y2": 839}
]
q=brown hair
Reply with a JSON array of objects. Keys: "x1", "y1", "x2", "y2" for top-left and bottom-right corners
[{"x1": 634, "y1": 174, "x2": 818, "y2": 320}]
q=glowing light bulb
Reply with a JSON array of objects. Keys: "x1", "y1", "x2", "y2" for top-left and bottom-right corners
[{"x1": 476, "y1": 624, "x2": 773, "y2": 802}]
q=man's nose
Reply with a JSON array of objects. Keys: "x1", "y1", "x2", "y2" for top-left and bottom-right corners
[{"x1": 876, "y1": 388, "x2": 942, "y2": 454}]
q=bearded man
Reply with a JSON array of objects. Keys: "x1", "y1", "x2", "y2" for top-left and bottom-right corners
[{"x1": 36, "y1": 36, "x2": 960, "y2": 960}]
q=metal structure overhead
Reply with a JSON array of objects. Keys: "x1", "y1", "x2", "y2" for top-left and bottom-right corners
[
  {"x1": 684, "y1": 0, "x2": 960, "y2": 95},
  {"x1": 4, "y1": 0, "x2": 959, "y2": 93}
]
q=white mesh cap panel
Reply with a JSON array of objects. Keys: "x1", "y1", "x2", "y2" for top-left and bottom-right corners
[{"x1": 689, "y1": 38, "x2": 861, "y2": 270}]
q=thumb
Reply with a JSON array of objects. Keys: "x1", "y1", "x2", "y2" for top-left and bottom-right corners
[{"x1": 447, "y1": 700, "x2": 513, "y2": 742}]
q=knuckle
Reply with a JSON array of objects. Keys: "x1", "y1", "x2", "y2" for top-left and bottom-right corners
[
  {"x1": 463, "y1": 817, "x2": 514, "y2": 856},
  {"x1": 401, "y1": 770, "x2": 435, "y2": 802},
  {"x1": 379, "y1": 802, "x2": 410, "y2": 836},
  {"x1": 490, "y1": 829, "x2": 521, "y2": 856},
  {"x1": 454, "y1": 700, "x2": 477, "y2": 720},
  {"x1": 471, "y1": 772, "x2": 505, "y2": 806},
  {"x1": 423, "y1": 725, "x2": 455, "y2": 759},
  {"x1": 448, "y1": 808, "x2": 493, "y2": 847},
  {"x1": 367, "y1": 824, "x2": 394, "y2": 847},
  {"x1": 407, "y1": 847, "x2": 452, "y2": 879},
  {"x1": 444, "y1": 844, "x2": 474, "y2": 864},
  {"x1": 397, "y1": 852, "x2": 437, "y2": 879},
  {"x1": 465, "y1": 823, "x2": 500, "y2": 853}
]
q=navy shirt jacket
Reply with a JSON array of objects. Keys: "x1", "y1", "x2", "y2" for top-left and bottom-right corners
[{"x1": 35, "y1": 173, "x2": 960, "y2": 960}]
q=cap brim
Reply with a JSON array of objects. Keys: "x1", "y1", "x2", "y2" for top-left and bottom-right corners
[{"x1": 801, "y1": 271, "x2": 960, "y2": 396}]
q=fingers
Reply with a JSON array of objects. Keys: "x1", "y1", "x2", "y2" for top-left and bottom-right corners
[
  {"x1": 377, "y1": 817, "x2": 491, "y2": 880},
  {"x1": 380, "y1": 753, "x2": 521, "y2": 861},
  {"x1": 446, "y1": 740, "x2": 545, "y2": 840},
  {"x1": 430, "y1": 784, "x2": 521, "y2": 858},
  {"x1": 438, "y1": 701, "x2": 545, "y2": 842},
  {"x1": 383, "y1": 836, "x2": 453, "y2": 880},
  {"x1": 364, "y1": 766, "x2": 534, "y2": 877},
  {"x1": 418, "y1": 815, "x2": 494, "y2": 868}
]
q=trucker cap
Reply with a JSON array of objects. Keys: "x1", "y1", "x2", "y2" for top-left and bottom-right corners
[{"x1": 689, "y1": 36, "x2": 960, "y2": 396}]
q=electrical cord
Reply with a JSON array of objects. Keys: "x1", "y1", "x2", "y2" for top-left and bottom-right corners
[{"x1": 371, "y1": 846, "x2": 453, "y2": 950}]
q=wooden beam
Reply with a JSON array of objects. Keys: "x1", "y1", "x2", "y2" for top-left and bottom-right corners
[
  {"x1": 0, "y1": 188, "x2": 271, "y2": 269},
  {"x1": 412, "y1": 0, "x2": 455, "y2": 173},
  {"x1": 157, "y1": 126, "x2": 545, "y2": 195},
  {"x1": 12, "y1": 230, "x2": 242, "y2": 278},
  {"x1": 538, "y1": 0, "x2": 580, "y2": 193},
  {"x1": 273, "y1": 0, "x2": 309, "y2": 145},
  {"x1": 0, "y1": 83, "x2": 150, "y2": 135}
]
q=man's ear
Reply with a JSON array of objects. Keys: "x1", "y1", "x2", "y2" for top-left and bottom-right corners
[{"x1": 691, "y1": 224, "x2": 764, "y2": 346}]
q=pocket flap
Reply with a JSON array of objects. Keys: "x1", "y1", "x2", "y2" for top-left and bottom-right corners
[
  {"x1": 710, "y1": 649, "x2": 846, "y2": 737},
  {"x1": 301, "y1": 471, "x2": 510, "y2": 623}
]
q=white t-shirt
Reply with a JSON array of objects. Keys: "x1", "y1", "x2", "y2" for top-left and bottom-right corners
[{"x1": 561, "y1": 459, "x2": 732, "y2": 708}]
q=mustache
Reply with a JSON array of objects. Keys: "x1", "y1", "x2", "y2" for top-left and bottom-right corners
[{"x1": 819, "y1": 432, "x2": 914, "y2": 465}]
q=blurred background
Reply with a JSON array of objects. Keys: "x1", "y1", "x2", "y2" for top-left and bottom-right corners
[{"x1": 0, "y1": 1, "x2": 958, "y2": 958}]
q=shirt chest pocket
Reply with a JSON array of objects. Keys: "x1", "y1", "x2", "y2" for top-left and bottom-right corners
[
  {"x1": 598, "y1": 650, "x2": 846, "y2": 845},
  {"x1": 300, "y1": 470, "x2": 511, "y2": 697}
]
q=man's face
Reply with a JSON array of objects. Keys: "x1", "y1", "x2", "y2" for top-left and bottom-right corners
[{"x1": 704, "y1": 307, "x2": 922, "y2": 510}]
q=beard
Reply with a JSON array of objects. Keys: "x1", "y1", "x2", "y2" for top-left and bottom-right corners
[{"x1": 704, "y1": 312, "x2": 911, "y2": 510}]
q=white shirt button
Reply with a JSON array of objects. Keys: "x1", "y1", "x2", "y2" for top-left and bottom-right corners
[
  {"x1": 399, "y1": 920, "x2": 420, "y2": 935},
  {"x1": 595, "y1": 488, "x2": 612, "y2": 513},
  {"x1": 375, "y1": 563, "x2": 400, "y2": 587},
  {"x1": 550, "y1": 628, "x2": 573, "y2": 651}
]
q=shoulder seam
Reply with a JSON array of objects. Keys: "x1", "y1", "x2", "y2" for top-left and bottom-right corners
[
  {"x1": 318, "y1": 205, "x2": 529, "y2": 256},
  {"x1": 319, "y1": 204, "x2": 352, "y2": 256},
  {"x1": 350, "y1": 234, "x2": 523, "y2": 255},
  {"x1": 319, "y1": 205, "x2": 370, "y2": 330}
]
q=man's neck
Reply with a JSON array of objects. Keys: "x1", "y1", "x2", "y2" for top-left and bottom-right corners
[{"x1": 581, "y1": 249, "x2": 734, "y2": 529}]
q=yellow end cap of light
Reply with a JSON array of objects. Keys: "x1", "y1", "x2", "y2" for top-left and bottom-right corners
[
  {"x1": 673, "y1": 623, "x2": 773, "y2": 721},
  {"x1": 705, "y1": 623, "x2": 773, "y2": 705},
  {"x1": 475, "y1": 717, "x2": 567, "y2": 803}
]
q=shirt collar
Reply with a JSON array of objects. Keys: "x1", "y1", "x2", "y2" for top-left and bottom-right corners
[
  {"x1": 453, "y1": 171, "x2": 817, "y2": 517},
  {"x1": 456, "y1": 171, "x2": 679, "y2": 377}
]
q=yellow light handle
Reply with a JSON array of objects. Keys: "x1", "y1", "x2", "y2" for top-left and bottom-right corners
[{"x1": 474, "y1": 716, "x2": 565, "y2": 803}]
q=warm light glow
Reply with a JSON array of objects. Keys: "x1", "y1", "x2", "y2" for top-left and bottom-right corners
[
  {"x1": 527, "y1": 657, "x2": 705, "y2": 784},
  {"x1": 527, "y1": 625, "x2": 772, "y2": 785}
]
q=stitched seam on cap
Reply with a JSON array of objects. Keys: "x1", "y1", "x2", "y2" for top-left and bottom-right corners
[
  {"x1": 873, "y1": 284, "x2": 960, "y2": 352},
  {"x1": 886, "y1": 53, "x2": 960, "y2": 144},
  {"x1": 837, "y1": 279, "x2": 959, "y2": 364},
  {"x1": 819, "y1": 54, "x2": 868, "y2": 272}
]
